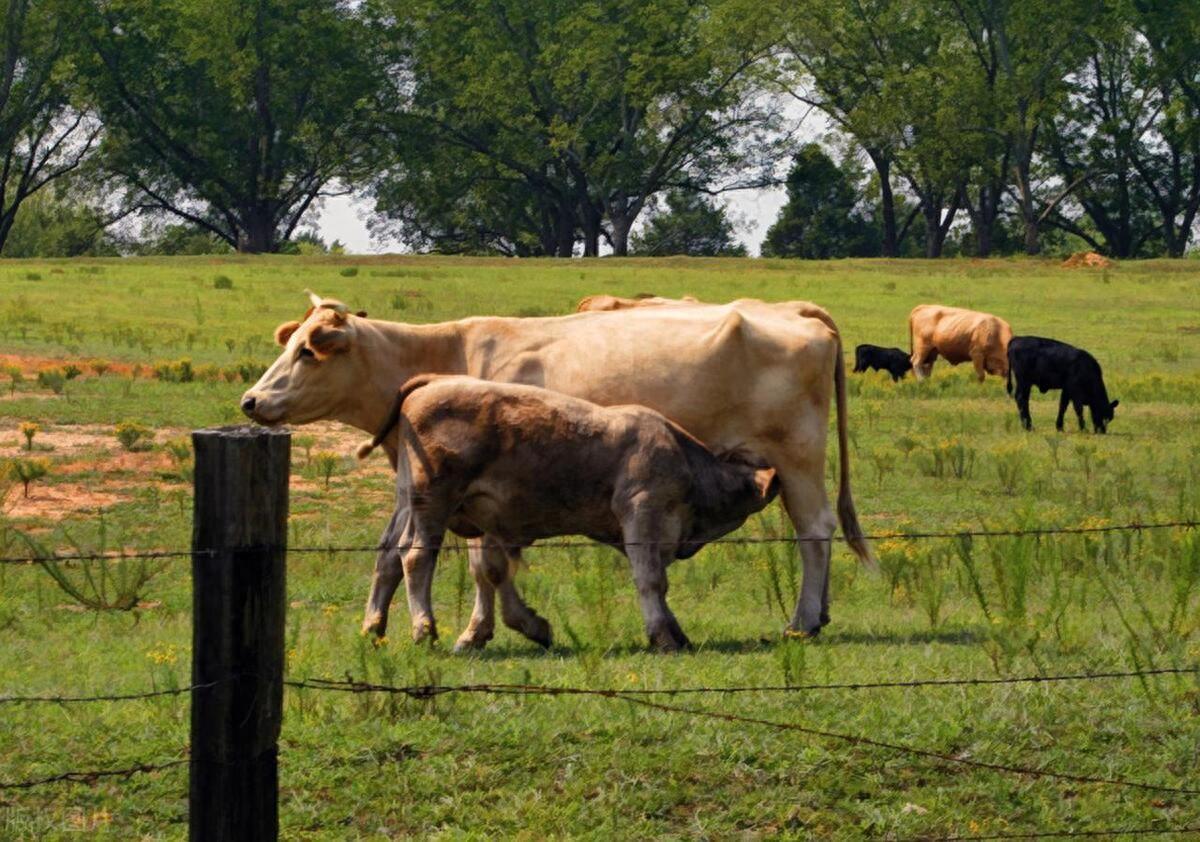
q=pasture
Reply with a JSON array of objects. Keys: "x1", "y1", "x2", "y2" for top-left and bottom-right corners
[{"x1": 1, "y1": 255, "x2": 1199, "y2": 839}]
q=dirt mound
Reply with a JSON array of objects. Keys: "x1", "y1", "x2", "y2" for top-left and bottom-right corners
[{"x1": 1061, "y1": 251, "x2": 1112, "y2": 269}]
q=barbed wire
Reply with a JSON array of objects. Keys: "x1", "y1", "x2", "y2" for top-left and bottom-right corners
[
  {"x1": 897, "y1": 826, "x2": 1200, "y2": 841},
  {"x1": 1, "y1": 519, "x2": 1195, "y2": 566},
  {"x1": 0, "y1": 679, "x2": 232, "y2": 705},
  {"x1": 4, "y1": 664, "x2": 1194, "y2": 707},
  {"x1": 0, "y1": 759, "x2": 187, "y2": 790}
]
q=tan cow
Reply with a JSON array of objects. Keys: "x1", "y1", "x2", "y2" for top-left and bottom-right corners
[
  {"x1": 356, "y1": 374, "x2": 779, "y2": 651},
  {"x1": 575, "y1": 293, "x2": 697, "y2": 312},
  {"x1": 909, "y1": 304, "x2": 1013, "y2": 381},
  {"x1": 241, "y1": 293, "x2": 872, "y2": 639}
]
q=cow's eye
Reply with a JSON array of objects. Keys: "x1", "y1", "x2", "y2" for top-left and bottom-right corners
[{"x1": 298, "y1": 346, "x2": 315, "y2": 360}]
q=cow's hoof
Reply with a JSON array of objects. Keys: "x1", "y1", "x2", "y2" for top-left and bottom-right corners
[
  {"x1": 819, "y1": 611, "x2": 831, "y2": 627},
  {"x1": 453, "y1": 629, "x2": 493, "y2": 652},
  {"x1": 526, "y1": 616, "x2": 553, "y2": 649},
  {"x1": 649, "y1": 625, "x2": 691, "y2": 653},
  {"x1": 361, "y1": 613, "x2": 386, "y2": 638},
  {"x1": 411, "y1": 618, "x2": 438, "y2": 645},
  {"x1": 783, "y1": 625, "x2": 820, "y2": 640}
]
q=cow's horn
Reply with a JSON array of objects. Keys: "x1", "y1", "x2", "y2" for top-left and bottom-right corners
[{"x1": 304, "y1": 289, "x2": 322, "y2": 308}]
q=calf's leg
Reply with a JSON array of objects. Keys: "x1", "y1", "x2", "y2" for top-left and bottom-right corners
[
  {"x1": 622, "y1": 513, "x2": 689, "y2": 651},
  {"x1": 362, "y1": 509, "x2": 411, "y2": 637},
  {"x1": 1073, "y1": 398, "x2": 1086, "y2": 431},
  {"x1": 400, "y1": 518, "x2": 447, "y2": 644},
  {"x1": 453, "y1": 538, "x2": 503, "y2": 651},
  {"x1": 472, "y1": 537, "x2": 553, "y2": 647}
]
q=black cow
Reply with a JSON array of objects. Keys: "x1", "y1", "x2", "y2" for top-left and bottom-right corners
[
  {"x1": 853, "y1": 344, "x2": 913, "y2": 382},
  {"x1": 1006, "y1": 336, "x2": 1119, "y2": 433}
]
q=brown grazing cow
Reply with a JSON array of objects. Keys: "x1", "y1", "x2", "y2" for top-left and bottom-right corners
[
  {"x1": 356, "y1": 374, "x2": 779, "y2": 652},
  {"x1": 909, "y1": 304, "x2": 1013, "y2": 381},
  {"x1": 575, "y1": 293, "x2": 697, "y2": 311}
]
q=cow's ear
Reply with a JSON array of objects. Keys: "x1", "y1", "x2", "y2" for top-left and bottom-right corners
[
  {"x1": 274, "y1": 321, "x2": 301, "y2": 346},
  {"x1": 355, "y1": 310, "x2": 368, "y2": 318},
  {"x1": 309, "y1": 324, "x2": 350, "y2": 356},
  {"x1": 1110, "y1": 399, "x2": 1119, "y2": 409}
]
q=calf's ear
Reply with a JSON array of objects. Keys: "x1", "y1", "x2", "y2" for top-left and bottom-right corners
[
  {"x1": 309, "y1": 324, "x2": 350, "y2": 356},
  {"x1": 274, "y1": 321, "x2": 301, "y2": 346},
  {"x1": 754, "y1": 468, "x2": 780, "y2": 503},
  {"x1": 1110, "y1": 399, "x2": 1119, "y2": 409}
]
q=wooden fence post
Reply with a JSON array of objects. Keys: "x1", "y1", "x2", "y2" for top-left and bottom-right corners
[{"x1": 190, "y1": 425, "x2": 290, "y2": 841}]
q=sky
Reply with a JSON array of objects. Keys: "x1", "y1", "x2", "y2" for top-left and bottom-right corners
[{"x1": 314, "y1": 185, "x2": 790, "y2": 257}]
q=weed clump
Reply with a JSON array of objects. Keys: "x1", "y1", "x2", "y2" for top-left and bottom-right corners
[
  {"x1": 115, "y1": 422, "x2": 154, "y2": 452},
  {"x1": 213, "y1": 274, "x2": 234, "y2": 290}
]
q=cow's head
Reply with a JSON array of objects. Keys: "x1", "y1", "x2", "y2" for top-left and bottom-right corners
[
  {"x1": 240, "y1": 292, "x2": 367, "y2": 426},
  {"x1": 1091, "y1": 398, "x2": 1119, "y2": 434}
]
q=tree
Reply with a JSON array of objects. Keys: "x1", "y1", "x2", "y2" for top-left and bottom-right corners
[
  {"x1": 630, "y1": 190, "x2": 747, "y2": 256},
  {"x1": 75, "y1": 0, "x2": 384, "y2": 253},
  {"x1": 760, "y1": 144, "x2": 879, "y2": 258},
  {"x1": 0, "y1": 0, "x2": 100, "y2": 254},
  {"x1": 944, "y1": 0, "x2": 1099, "y2": 254},
  {"x1": 2, "y1": 186, "x2": 119, "y2": 257},
  {"x1": 375, "y1": 0, "x2": 780, "y2": 257}
]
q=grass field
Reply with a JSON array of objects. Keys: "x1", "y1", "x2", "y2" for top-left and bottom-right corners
[{"x1": 1, "y1": 255, "x2": 1198, "y2": 839}]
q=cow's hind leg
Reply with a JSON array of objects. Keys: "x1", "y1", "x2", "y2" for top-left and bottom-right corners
[
  {"x1": 362, "y1": 508, "x2": 410, "y2": 638},
  {"x1": 1072, "y1": 397, "x2": 1087, "y2": 431},
  {"x1": 401, "y1": 518, "x2": 447, "y2": 644},
  {"x1": 779, "y1": 466, "x2": 837, "y2": 635},
  {"x1": 1015, "y1": 382, "x2": 1034, "y2": 430}
]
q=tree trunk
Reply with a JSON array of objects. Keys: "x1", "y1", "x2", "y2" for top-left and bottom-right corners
[
  {"x1": 1012, "y1": 139, "x2": 1040, "y2": 255},
  {"x1": 866, "y1": 148, "x2": 897, "y2": 257},
  {"x1": 554, "y1": 200, "x2": 575, "y2": 257},
  {"x1": 238, "y1": 209, "x2": 276, "y2": 253}
]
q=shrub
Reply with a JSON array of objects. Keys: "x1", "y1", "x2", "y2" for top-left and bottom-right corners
[
  {"x1": 6, "y1": 366, "x2": 23, "y2": 395},
  {"x1": 115, "y1": 422, "x2": 154, "y2": 452},
  {"x1": 36, "y1": 369, "x2": 65, "y2": 394},
  {"x1": 339, "y1": 266, "x2": 359, "y2": 277},
  {"x1": 213, "y1": 274, "x2": 234, "y2": 290},
  {"x1": 236, "y1": 360, "x2": 267, "y2": 383},
  {"x1": 62, "y1": 364, "x2": 82, "y2": 380},
  {"x1": 195, "y1": 363, "x2": 222, "y2": 382},
  {"x1": 90, "y1": 359, "x2": 111, "y2": 377},
  {"x1": 24, "y1": 272, "x2": 41, "y2": 281},
  {"x1": 153, "y1": 358, "x2": 195, "y2": 383},
  {"x1": 312, "y1": 451, "x2": 342, "y2": 489},
  {"x1": 9, "y1": 457, "x2": 49, "y2": 497},
  {"x1": 294, "y1": 435, "x2": 317, "y2": 467},
  {"x1": 19, "y1": 422, "x2": 38, "y2": 451}
]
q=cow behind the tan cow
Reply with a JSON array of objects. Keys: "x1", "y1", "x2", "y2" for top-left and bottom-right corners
[
  {"x1": 241, "y1": 293, "x2": 872, "y2": 638},
  {"x1": 909, "y1": 304, "x2": 1013, "y2": 381},
  {"x1": 575, "y1": 293, "x2": 698, "y2": 311},
  {"x1": 355, "y1": 374, "x2": 779, "y2": 651}
]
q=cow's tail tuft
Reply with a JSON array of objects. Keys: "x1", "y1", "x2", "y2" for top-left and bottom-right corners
[
  {"x1": 834, "y1": 332, "x2": 877, "y2": 571},
  {"x1": 356, "y1": 374, "x2": 440, "y2": 460}
]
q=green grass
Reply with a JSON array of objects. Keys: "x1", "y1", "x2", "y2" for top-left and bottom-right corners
[{"x1": 1, "y1": 255, "x2": 1199, "y2": 839}]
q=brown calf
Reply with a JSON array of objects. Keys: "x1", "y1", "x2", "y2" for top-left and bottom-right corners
[{"x1": 357, "y1": 374, "x2": 779, "y2": 652}]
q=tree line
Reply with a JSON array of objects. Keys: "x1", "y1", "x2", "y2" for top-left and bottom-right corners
[{"x1": 2, "y1": 0, "x2": 1197, "y2": 259}]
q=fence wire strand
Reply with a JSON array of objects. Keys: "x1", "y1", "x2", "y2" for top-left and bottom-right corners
[
  {"x1": 898, "y1": 826, "x2": 1200, "y2": 841},
  {"x1": 0, "y1": 759, "x2": 187, "y2": 791},
  {"x1": 0, "y1": 679, "x2": 233, "y2": 705},
  {"x1": 1, "y1": 519, "x2": 1196, "y2": 566}
]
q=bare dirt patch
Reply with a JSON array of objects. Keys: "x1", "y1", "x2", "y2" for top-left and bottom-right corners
[{"x1": 4, "y1": 483, "x2": 126, "y2": 519}]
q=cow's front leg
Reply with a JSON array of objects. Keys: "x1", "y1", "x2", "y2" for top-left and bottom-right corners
[
  {"x1": 362, "y1": 508, "x2": 410, "y2": 638},
  {"x1": 492, "y1": 542, "x2": 553, "y2": 648},
  {"x1": 1055, "y1": 391, "x2": 1070, "y2": 432},
  {"x1": 453, "y1": 538, "x2": 502, "y2": 651},
  {"x1": 1073, "y1": 399, "x2": 1087, "y2": 431},
  {"x1": 624, "y1": 537, "x2": 689, "y2": 652}
]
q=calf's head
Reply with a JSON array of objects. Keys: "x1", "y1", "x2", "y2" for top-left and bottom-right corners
[{"x1": 241, "y1": 293, "x2": 366, "y2": 426}]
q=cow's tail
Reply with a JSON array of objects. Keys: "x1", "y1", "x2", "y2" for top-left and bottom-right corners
[
  {"x1": 833, "y1": 333, "x2": 877, "y2": 571},
  {"x1": 356, "y1": 374, "x2": 439, "y2": 460}
]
